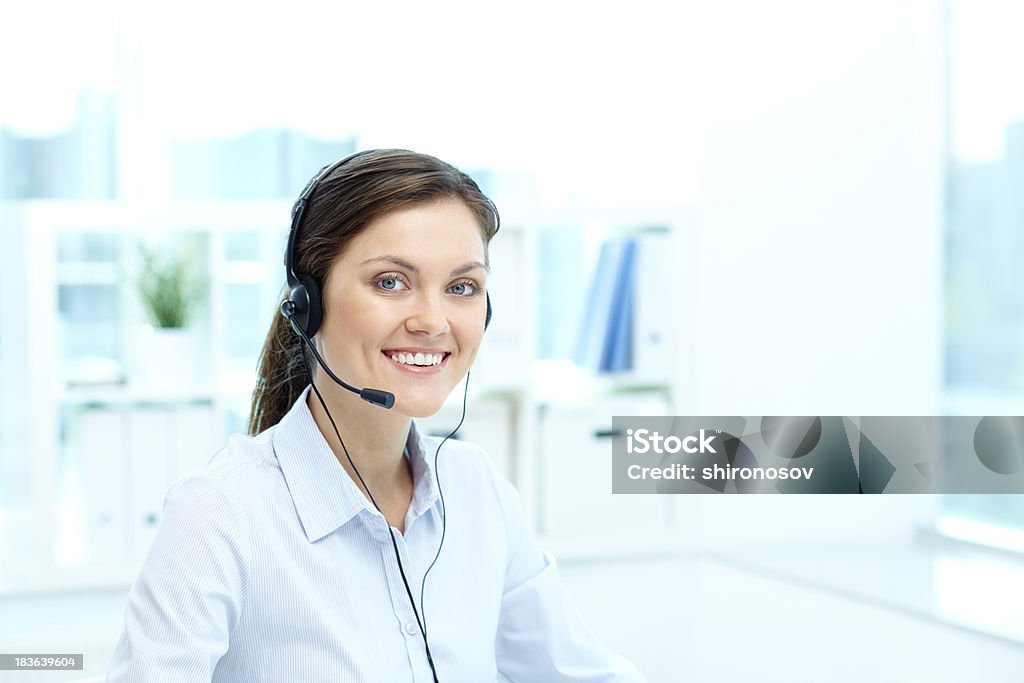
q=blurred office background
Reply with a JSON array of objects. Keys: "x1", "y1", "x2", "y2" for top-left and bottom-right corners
[{"x1": 1, "y1": 0, "x2": 1023, "y2": 681}]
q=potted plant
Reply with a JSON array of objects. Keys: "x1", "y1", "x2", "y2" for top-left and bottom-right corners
[{"x1": 134, "y1": 239, "x2": 206, "y2": 389}]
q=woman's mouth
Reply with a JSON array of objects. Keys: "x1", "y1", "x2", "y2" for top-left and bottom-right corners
[{"x1": 381, "y1": 350, "x2": 451, "y2": 375}]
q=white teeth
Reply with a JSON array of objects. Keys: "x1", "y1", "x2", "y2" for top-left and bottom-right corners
[{"x1": 389, "y1": 352, "x2": 445, "y2": 367}]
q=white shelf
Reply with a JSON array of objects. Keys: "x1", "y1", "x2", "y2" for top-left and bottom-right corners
[
  {"x1": 55, "y1": 262, "x2": 121, "y2": 284},
  {"x1": 60, "y1": 385, "x2": 219, "y2": 406}
]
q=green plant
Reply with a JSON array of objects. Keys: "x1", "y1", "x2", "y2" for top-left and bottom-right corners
[{"x1": 137, "y1": 242, "x2": 204, "y2": 328}]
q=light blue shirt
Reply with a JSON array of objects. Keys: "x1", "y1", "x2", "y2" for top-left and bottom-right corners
[{"x1": 107, "y1": 385, "x2": 646, "y2": 682}]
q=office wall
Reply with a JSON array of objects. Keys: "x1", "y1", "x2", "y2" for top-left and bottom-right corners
[{"x1": 677, "y1": 0, "x2": 945, "y2": 548}]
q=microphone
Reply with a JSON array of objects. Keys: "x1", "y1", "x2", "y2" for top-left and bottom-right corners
[{"x1": 280, "y1": 301, "x2": 396, "y2": 409}]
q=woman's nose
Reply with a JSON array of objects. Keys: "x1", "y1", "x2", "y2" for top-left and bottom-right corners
[{"x1": 405, "y1": 293, "x2": 450, "y2": 335}]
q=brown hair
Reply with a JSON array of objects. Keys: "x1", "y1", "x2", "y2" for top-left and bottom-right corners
[{"x1": 247, "y1": 149, "x2": 500, "y2": 435}]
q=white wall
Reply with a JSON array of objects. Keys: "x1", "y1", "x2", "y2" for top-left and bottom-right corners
[
  {"x1": 674, "y1": 0, "x2": 946, "y2": 548},
  {"x1": 688, "y1": 0, "x2": 944, "y2": 416}
]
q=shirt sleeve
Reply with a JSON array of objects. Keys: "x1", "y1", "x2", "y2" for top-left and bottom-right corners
[
  {"x1": 106, "y1": 470, "x2": 251, "y2": 682},
  {"x1": 488, "y1": 463, "x2": 648, "y2": 683}
]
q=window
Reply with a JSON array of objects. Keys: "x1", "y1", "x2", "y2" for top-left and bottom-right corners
[{"x1": 942, "y1": 0, "x2": 1024, "y2": 550}]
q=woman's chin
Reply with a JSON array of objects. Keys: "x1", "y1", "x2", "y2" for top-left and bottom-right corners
[
  {"x1": 392, "y1": 394, "x2": 448, "y2": 420},
  {"x1": 398, "y1": 407, "x2": 445, "y2": 421},
  {"x1": 372, "y1": 367, "x2": 468, "y2": 418}
]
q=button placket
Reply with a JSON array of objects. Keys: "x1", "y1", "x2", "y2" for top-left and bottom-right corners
[
  {"x1": 376, "y1": 523, "x2": 418, "y2": 623},
  {"x1": 387, "y1": 531, "x2": 430, "y2": 664}
]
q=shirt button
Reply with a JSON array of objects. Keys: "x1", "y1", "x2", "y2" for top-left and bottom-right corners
[{"x1": 405, "y1": 621, "x2": 418, "y2": 636}]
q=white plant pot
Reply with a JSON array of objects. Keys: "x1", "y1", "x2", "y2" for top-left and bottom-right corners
[{"x1": 135, "y1": 325, "x2": 198, "y2": 390}]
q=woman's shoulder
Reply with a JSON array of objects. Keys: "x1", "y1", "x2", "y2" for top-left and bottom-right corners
[
  {"x1": 418, "y1": 430, "x2": 496, "y2": 480},
  {"x1": 418, "y1": 432, "x2": 530, "y2": 559},
  {"x1": 417, "y1": 429, "x2": 517, "y2": 507},
  {"x1": 169, "y1": 427, "x2": 280, "y2": 503}
]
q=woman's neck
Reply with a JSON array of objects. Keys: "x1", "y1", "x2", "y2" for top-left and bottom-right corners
[{"x1": 305, "y1": 381, "x2": 413, "y2": 505}]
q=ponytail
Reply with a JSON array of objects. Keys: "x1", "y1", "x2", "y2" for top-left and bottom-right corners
[{"x1": 247, "y1": 296, "x2": 310, "y2": 435}]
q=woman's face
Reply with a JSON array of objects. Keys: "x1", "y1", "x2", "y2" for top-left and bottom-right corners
[{"x1": 318, "y1": 198, "x2": 489, "y2": 418}]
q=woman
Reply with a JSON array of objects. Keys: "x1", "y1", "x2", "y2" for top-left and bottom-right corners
[{"x1": 107, "y1": 149, "x2": 646, "y2": 682}]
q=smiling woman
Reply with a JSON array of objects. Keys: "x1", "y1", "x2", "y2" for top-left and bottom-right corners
[{"x1": 106, "y1": 149, "x2": 646, "y2": 682}]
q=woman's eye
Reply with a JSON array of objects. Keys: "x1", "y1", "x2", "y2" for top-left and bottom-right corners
[
  {"x1": 450, "y1": 281, "x2": 477, "y2": 296},
  {"x1": 377, "y1": 276, "x2": 406, "y2": 291}
]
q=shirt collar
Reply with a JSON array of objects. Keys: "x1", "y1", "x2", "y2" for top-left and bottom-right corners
[{"x1": 272, "y1": 385, "x2": 440, "y2": 543}]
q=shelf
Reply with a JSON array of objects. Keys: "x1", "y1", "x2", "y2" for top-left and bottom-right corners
[
  {"x1": 55, "y1": 262, "x2": 121, "y2": 284},
  {"x1": 219, "y1": 260, "x2": 274, "y2": 283},
  {"x1": 59, "y1": 385, "x2": 219, "y2": 407}
]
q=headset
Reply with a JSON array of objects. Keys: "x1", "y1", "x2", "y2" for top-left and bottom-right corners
[{"x1": 280, "y1": 150, "x2": 492, "y2": 683}]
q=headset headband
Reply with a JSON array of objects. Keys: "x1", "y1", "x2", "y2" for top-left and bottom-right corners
[{"x1": 285, "y1": 151, "x2": 374, "y2": 289}]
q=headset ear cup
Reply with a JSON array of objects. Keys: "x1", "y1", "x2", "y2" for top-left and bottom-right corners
[
  {"x1": 285, "y1": 284, "x2": 309, "y2": 334},
  {"x1": 300, "y1": 275, "x2": 323, "y2": 338},
  {"x1": 484, "y1": 292, "x2": 492, "y2": 331}
]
